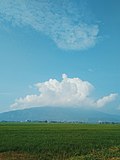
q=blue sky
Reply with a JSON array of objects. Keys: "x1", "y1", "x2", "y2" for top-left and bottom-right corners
[{"x1": 0, "y1": 0, "x2": 120, "y2": 114}]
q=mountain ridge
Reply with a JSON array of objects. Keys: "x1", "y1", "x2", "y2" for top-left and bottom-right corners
[{"x1": 0, "y1": 107, "x2": 120, "y2": 123}]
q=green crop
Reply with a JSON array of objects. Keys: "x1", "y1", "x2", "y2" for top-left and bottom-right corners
[{"x1": 0, "y1": 123, "x2": 120, "y2": 160}]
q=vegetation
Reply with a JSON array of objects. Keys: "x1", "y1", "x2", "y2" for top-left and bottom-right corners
[{"x1": 0, "y1": 123, "x2": 120, "y2": 160}]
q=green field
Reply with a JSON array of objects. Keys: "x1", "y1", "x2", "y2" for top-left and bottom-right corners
[{"x1": 0, "y1": 123, "x2": 120, "y2": 160}]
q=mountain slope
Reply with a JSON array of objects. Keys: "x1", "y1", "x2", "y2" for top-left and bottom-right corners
[{"x1": 0, "y1": 107, "x2": 120, "y2": 123}]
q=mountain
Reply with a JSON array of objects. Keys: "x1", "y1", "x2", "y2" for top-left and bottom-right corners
[{"x1": 0, "y1": 107, "x2": 120, "y2": 123}]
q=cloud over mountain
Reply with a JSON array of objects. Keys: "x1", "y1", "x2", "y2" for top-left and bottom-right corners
[
  {"x1": 11, "y1": 74, "x2": 117, "y2": 109},
  {"x1": 0, "y1": 0, "x2": 99, "y2": 50}
]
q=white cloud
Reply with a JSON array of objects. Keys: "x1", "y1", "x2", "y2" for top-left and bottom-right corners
[
  {"x1": 11, "y1": 74, "x2": 118, "y2": 109},
  {"x1": 95, "y1": 94, "x2": 118, "y2": 108},
  {"x1": 0, "y1": 0, "x2": 99, "y2": 50}
]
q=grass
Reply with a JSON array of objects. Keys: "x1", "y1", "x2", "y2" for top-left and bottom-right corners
[{"x1": 0, "y1": 123, "x2": 120, "y2": 159}]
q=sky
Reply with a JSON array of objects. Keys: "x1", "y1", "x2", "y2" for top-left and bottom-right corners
[{"x1": 0, "y1": 0, "x2": 120, "y2": 114}]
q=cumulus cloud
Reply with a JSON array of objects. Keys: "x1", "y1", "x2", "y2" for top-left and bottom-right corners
[
  {"x1": 11, "y1": 74, "x2": 117, "y2": 109},
  {"x1": 95, "y1": 94, "x2": 118, "y2": 108},
  {"x1": 0, "y1": 0, "x2": 99, "y2": 50}
]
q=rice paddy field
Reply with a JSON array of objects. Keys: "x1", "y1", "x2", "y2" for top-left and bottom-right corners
[{"x1": 0, "y1": 123, "x2": 120, "y2": 160}]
